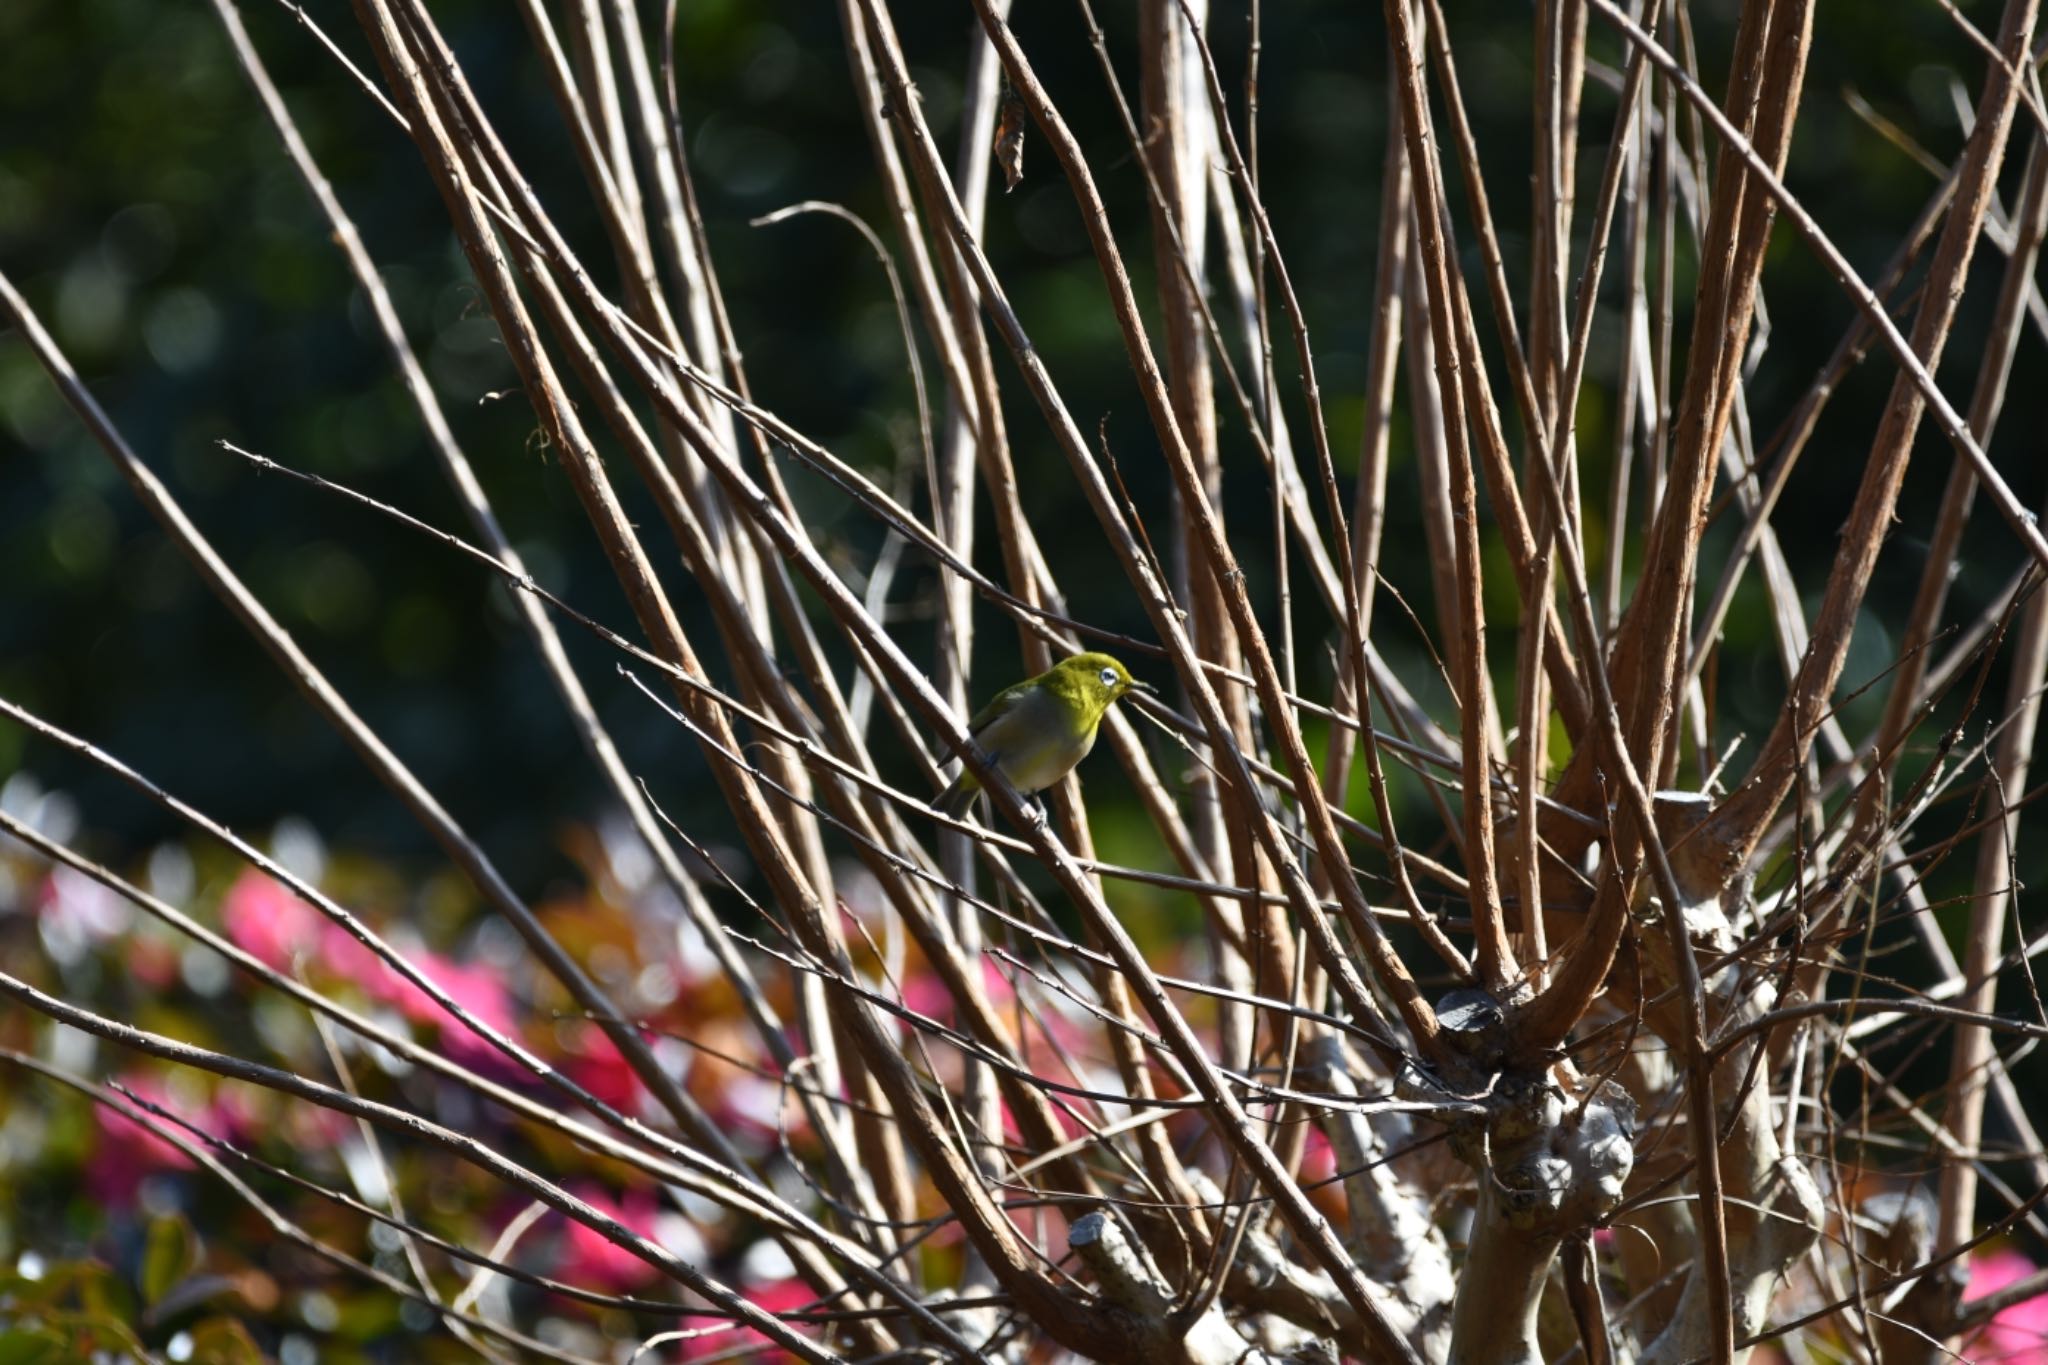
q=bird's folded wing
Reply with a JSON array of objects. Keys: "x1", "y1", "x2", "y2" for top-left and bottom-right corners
[{"x1": 964, "y1": 681, "x2": 1034, "y2": 738}]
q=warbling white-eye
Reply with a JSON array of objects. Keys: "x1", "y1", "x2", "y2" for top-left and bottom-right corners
[{"x1": 934, "y1": 652, "x2": 1152, "y2": 816}]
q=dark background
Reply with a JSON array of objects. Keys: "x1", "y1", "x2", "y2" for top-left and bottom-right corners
[{"x1": 3, "y1": 0, "x2": 2043, "y2": 916}]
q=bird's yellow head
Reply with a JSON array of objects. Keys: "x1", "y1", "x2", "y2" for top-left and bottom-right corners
[{"x1": 1043, "y1": 651, "x2": 1152, "y2": 726}]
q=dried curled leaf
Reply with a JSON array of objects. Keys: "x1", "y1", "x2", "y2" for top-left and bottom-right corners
[{"x1": 994, "y1": 88, "x2": 1028, "y2": 193}]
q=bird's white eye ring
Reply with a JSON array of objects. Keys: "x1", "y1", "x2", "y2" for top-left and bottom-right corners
[{"x1": 1099, "y1": 667, "x2": 1119, "y2": 689}]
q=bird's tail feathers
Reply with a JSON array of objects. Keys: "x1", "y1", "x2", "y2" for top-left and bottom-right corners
[{"x1": 934, "y1": 771, "x2": 980, "y2": 818}]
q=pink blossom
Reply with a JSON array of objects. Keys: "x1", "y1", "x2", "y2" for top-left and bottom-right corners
[
  {"x1": 373, "y1": 950, "x2": 517, "y2": 1038},
  {"x1": 677, "y1": 1278, "x2": 813, "y2": 1362},
  {"x1": 330, "y1": 940, "x2": 522, "y2": 1077},
  {"x1": 86, "y1": 1073, "x2": 244, "y2": 1206},
  {"x1": 1298, "y1": 1124, "x2": 1336, "y2": 1185},
  {"x1": 898, "y1": 960, "x2": 1016, "y2": 1027},
  {"x1": 312, "y1": 919, "x2": 383, "y2": 983},
  {"x1": 1965, "y1": 1247, "x2": 2048, "y2": 1362},
  {"x1": 554, "y1": 1184, "x2": 662, "y2": 1293},
  {"x1": 561, "y1": 1020, "x2": 646, "y2": 1114},
  {"x1": 219, "y1": 869, "x2": 319, "y2": 970},
  {"x1": 898, "y1": 968, "x2": 951, "y2": 1026},
  {"x1": 93, "y1": 1075, "x2": 196, "y2": 1176},
  {"x1": 220, "y1": 869, "x2": 397, "y2": 987}
]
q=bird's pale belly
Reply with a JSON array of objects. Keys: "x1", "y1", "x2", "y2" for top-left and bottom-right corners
[
  {"x1": 974, "y1": 688, "x2": 1102, "y2": 795},
  {"x1": 1001, "y1": 726, "x2": 1098, "y2": 794}
]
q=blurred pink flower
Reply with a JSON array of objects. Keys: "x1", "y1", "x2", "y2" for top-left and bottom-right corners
[
  {"x1": 310, "y1": 916, "x2": 386, "y2": 985},
  {"x1": 677, "y1": 1278, "x2": 812, "y2": 1363},
  {"x1": 223, "y1": 868, "x2": 518, "y2": 1053},
  {"x1": 94, "y1": 1075, "x2": 195, "y2": 1175},
  {"x1": 555, "y1": 1184, "x2": 661, "y2": 1293},
  {"x1": 1966, "y1": 1247, "x2": 2048, "y2": 1362},
  {"x1": 1298, "y1": 1125, "x2": 1336, "y2": 1186},
  {"x1": 313, "y1": 932, "x2": 523, "y2": 1078},
  {"x1": 373, "y1": 949, "x2": 517, "y2": 1043},
  {"x1": 219, "y1": 869, "x2": 318, "y2": 970},
  {"x1": 899, "y1": 960, "x2": 1015, "y2": 1028},
  {"x1": 562, "y1": 1020, "x2": 646, "y2": 1114},
  {"x1": 87, "y1": 1074, "x2": 245, "y2": 1206}
]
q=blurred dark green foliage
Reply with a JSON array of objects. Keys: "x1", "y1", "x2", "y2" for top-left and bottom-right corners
[{"x1": 1, "y1": 0, "x2": 2043, "y2": 931}]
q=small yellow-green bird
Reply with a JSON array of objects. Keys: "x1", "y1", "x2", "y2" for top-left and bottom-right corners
[{"x1": 934, "y1": 652, "x2": 1153, "y2": 816}]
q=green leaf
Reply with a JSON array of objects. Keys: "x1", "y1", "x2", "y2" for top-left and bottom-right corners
[
  {"x1": 186, "y1": 1316, "x2": 265, "y2": 1365},
  {"x1": 37, "y1": 1259, "x2": 135, "y2": 1325},
  {"x1": 142, "y1": 1214, "x2": 202, "y2": 1307},
  {"x1": 1545, "y1": 708, "x2": 1574, "y2": 783},
  {"x1": 0, "y1": 1329, "x2": 64, "y2": 1365},
  {"x1": 38, "y1": 1309, "x2": 149, "y2": 1354}
]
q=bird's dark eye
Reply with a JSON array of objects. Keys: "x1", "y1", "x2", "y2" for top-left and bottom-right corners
[{"x1": 1098, "y1": 667, "x2": 1119, "y2": 689}]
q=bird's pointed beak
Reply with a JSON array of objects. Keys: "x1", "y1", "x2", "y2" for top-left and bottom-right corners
[{"x1": 1128, "y1": 678, "x2": 1157, "y2": 696}]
